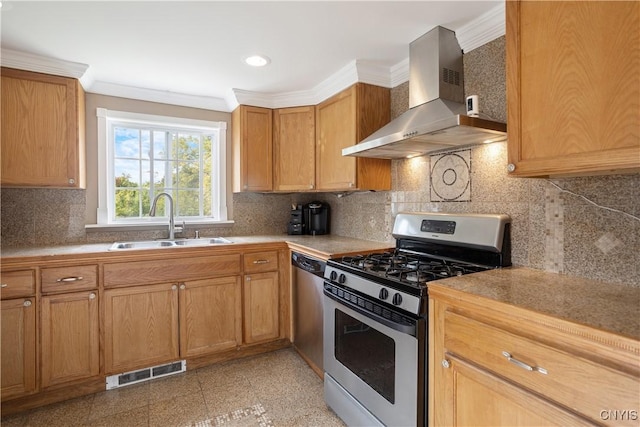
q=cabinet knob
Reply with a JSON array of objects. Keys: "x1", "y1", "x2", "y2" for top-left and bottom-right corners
[
  {"x1": 68, "y1": 178, "x2": 76, "y2": 185},
  {"x1": 23, "y1": 300, "x2": 32, "y2": 307},
  {"x1": 172, "y1": 284, "x2": 178, "y2": 290},
  {"x1": 441, "y1": 359, "x2": 450, "y2": 369},
  {"x1": 309, "y1": 184, "x2": 314, "y2": 189},
  {"x1": 507, "y1": 163, "x2": 516, "y2": 173},
  {"x1": 89, "y1": 293, "x2": 96, "y2": 300},
  {"x1": 348, "y1": 182, "x2": 354, "y2": 188},
  {"x1": 246, "y1": 276, "x2": 251, "y2": 281},
  {"x1": 180, "y1": 284, "x2": 186, "y2": 290}
]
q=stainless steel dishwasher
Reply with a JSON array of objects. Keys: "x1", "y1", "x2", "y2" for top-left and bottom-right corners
[{"x1": 291, "y1": 252, "x2": 326, "y2": 376}]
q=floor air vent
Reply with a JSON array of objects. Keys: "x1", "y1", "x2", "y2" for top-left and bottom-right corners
[{"x1": 106, "y1": 360, "x2": 186, "y2": 390}]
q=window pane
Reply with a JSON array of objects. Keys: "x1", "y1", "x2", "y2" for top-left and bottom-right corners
[
  {"x1": 177, "y1": 161, "x2": 200, "y2": 189},
  {"x1": 141, "y1": 190, "x2": 152, "y2": 217},
  {"x1": 114, "y1": 159, "x2": 141, "y2": 187},
  {"x1": 154, "y1": 131, "x2": 167, "y2": 159},
  {"x1": 115, "y1": 189, "x2": 141, "y2": 218},
  {"x1": 153, "y1": 161, "x2": 168, "y2": 188},
  {"x1": 114, "y1": 127, "x2": 140, "y2": 158},
  {"x1": 177, "y1": 134, "x2": 199, "y2": 161},
  {"x1": 141, "y1": 130, "x2": 151, "y2": 160},
  {"x1": 177, "y1": 190, "x2": 199, "y2": 216}
]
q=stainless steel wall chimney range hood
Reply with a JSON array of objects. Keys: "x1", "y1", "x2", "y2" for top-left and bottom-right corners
[{"x1": 342, "y1": 26, "x2": 506, "y2": 159}]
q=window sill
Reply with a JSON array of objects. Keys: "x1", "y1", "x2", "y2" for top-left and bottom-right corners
[{"x1": 85, "y1": 220, "x2": 235, "y2": 233}]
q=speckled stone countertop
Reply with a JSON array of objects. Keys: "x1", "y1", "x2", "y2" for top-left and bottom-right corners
[
  {"x1": 0, "y1": 234, "x2": 393, "y2": 262},
  {"x1": 429, "y1": 266, "x2": 640, "y2": 341}
]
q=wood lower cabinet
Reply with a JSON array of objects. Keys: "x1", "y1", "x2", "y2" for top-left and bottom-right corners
[
  {"x1": 104, "y1": 283, "x2": 180, "y2": 374},
  {"x1": 506, "y1": 1, "x2": 640, "y2": 176},
  {"x1": 179, "y1": 276, "x2": 242, "y2": 357},
  {"x1": 243, "y1": 271, "x2": 280, "y2": 344},
  {"x1": 315, "y1": 83, "x2": 391, "y2": 191},
  {"x1": 1, "y1": 67, "x2": 86, "y2": 188},
  {"x1": 430, "y1": 285, "x2": 640, "y2": 427},
  {"x1": 40, "y1": 291, "x2": 99, "y2": 388},
  {"x1": 273, "y1": 106, "x2": 316, "y2": 191},
  {"x1": 1, "y1": 298, "x2": 36, "y2": 400},
  {"x1": 232, "y1": 105, "x2": 273, "y2": 192},
  {"x1": 445, "y1": 355, "x2": 588, "y2": 426}
]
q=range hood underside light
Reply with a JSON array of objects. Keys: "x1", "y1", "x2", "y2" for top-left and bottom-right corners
[{"x1": 342, "y1": 116, "x2": 507, "y2": 159}]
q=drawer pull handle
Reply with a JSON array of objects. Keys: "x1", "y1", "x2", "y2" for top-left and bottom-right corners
[
  {"x1": 253, "y1": 259, "x2": 270, "y2": 264},
  {"x1": 502, "y1": 351, "x2": 548, "y2": 375},
  {"x1": 56, "y1": 276, "x2": 84, "y2": 283},
  {"x1": 1, "y1": 284, "x2": 7, "y2": 288}
]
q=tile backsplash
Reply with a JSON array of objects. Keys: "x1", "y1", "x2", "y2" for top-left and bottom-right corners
[{"x1": 1, "y1": 37, "x2": 638, "y2": 287}]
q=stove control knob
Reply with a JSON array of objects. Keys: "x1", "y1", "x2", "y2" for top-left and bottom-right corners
[
  {"x1": 330, "y1": 271, "x2": 337, "y2": 281},
  {"x1": 379, "y1": 288, "x2": 389, "y2": 300},
  {"x1": 392, "y1": 293, "x2": 403, "y2": 306},
  {"x1": 338, "y1": 274, "x2": 346, "y2": 284}
]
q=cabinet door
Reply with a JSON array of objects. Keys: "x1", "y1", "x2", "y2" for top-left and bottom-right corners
[
  {"x1": 1, "y1": 298, "x2": 36, "y2": 399},
  {"x1": 232, "y1": 105, "x2": 273, "y2": 192},
  {"x1": 243, "y1": 271, "x2": 280, "y2": 344},
  {"x1": 441, "y1": 355, "x2": 592, "y2": 426},
  {"x1": 316, "y1": 86, "x2": 358, "y2": 190},
  {"x1": 1, "y1": 67, "x2": 85, "y2": 188},
  {"x1": 506, "y1": 1, "x2": 640, "y2": 176},
  {"x1": 273, "y1": 106, "x2": 316, "y2": 191},
  {"x1": 41, "y1": 291, "x2": 99, "y2": 388},
  {"x1": 104, "y1": 283, "x2": 179, "y2": 374},
  {"x1": 179, "y1": 276, "x2": 242, "y2": 357}
]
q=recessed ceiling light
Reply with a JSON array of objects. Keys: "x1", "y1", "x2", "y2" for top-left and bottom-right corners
[{"x1": 243, "y1": 55, "x2": 271, "y2": 67}]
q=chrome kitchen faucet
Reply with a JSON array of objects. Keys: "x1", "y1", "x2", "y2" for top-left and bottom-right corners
[{"x1": 149, "y1": 192, "x2": 183, "y2": 240}]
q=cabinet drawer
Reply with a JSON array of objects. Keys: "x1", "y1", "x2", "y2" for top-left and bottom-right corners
[
  {"x1": 444, "y1": 310, "x2": 639, "y2": 425},
  {"x1": 41, "y1": 265, "x2": 98, "y2": 294},
  {"x1": 104, "y1": 254, "x2": 241, "y2": 288},
  {"x1": 243, "y1": 251, "x2": 278, "y2": 273},
  {"x1": 1, "y1": 270, "x2": 35, "y2": 299}
]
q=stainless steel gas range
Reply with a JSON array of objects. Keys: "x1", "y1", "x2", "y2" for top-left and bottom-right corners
[{"x1": 323, "y1": 212, "x2": 512, "y2": 427}]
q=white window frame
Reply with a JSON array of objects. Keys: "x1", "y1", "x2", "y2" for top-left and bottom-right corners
[{"x1": 96, "y1": 108, "x2": 228, "y2": 225}]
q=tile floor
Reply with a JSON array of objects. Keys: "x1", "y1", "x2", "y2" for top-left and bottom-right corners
[{"x1": 1, "y1": 348, "x2": 346, "y2": 427}]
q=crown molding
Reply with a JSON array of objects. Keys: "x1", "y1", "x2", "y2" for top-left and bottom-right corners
[
  {"x1": 1, "y1": 48, "x2": 89, "y2": 79},
  {"x1": 1, "y1": 4, "x2": 504, "y2": 112},
  {"x1": 456, "y1": 2, "x2": 505, "y2": 53},
  {"x1": 89, "y1": 81, "x2": 229, "y2": 112}
]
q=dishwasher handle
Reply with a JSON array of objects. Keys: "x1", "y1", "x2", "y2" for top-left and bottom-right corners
[{"x1": 291, "y1": 252, "x2": 326, "y2": 277}]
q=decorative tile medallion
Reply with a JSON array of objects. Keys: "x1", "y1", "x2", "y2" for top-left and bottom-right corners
[
  {"x1": 430, "y1": 150, "x2": 471, "y2": 202},
  {"x1": 193, "y1": 403, "x2": 274, "y2": 427}
]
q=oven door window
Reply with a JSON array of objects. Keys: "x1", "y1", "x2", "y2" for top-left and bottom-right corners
[{"x1": 334, "y1": 309, "x2": 395, "y2": 403}]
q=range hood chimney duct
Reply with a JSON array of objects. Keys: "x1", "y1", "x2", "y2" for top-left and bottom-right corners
[{"x1": 342, "y1": 26, "x2": 506, "y2": 159}]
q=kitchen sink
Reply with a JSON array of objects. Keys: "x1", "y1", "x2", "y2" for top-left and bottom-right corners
[{"x1": 109, "y1": 237, "x2": 232, "y2": 251}]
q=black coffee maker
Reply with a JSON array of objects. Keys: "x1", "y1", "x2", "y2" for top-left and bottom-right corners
[{"x1": 303, "y1": 202, "x2": 330, "y2": 235}]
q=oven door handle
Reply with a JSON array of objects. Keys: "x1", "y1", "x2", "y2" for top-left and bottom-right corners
[{"x1": 324, "y1": 290, "x2": 417, "y2": 337}]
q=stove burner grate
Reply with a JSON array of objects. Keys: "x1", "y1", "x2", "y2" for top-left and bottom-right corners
[{"x1": 338, "y1": 250, "x2": 490, "y2": 286}]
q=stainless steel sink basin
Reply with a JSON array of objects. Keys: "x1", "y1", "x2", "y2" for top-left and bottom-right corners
[
  {"x1": 109, "y1": 237, "x2": 232, "y2": 251},
  {"x1": 174, "y1": 237, "x2": 232, "y2": 246}
]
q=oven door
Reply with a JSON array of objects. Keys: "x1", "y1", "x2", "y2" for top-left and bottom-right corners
[{"x1": 323, "y1": 291, "x2": 421, "y2": 427}]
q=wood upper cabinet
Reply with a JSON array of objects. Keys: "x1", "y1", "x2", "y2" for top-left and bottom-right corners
[
  {"x1": 41, "y1": 291, "x2": 99, "y2": 388},
  {"x1": 430, "y1": 288, "x2": 640, "y2": 427},
  {"x1": 104, "y1": 283, "x2": 180, "y2": 374},
  {"x1": 1, "y1": 67, "x2": 86, "y2": 188},
  {"x1": 506, "y1": 1, "x2": 640, "y2": 177},
  {"x1": 1, "y1": 297, "x2": 36, "y2": 400},
  {"x1": 315, "y1": 83, "x2": 391, "y2": 191},
  {"x1": 232, "y1": 105, "x2": 273, "y2": 192},
  {"x1": 273, "y1": 106, "x2": 316, "y2": 191},
  {"x1": 178, "y1": 276, "x2": 242, "y2": 357}
]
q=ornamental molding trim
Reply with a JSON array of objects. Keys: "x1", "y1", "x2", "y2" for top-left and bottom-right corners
[{"x1": 2, "y1": 4, "x2": 504, "y2": 112}]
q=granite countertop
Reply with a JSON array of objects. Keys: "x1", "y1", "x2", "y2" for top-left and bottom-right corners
[
  {"x1": 429, "y1": 266, "x2": 640, "y2": 341},
  {"x1": 0, "y1": 234, "x2": 393, "y2": 262}
]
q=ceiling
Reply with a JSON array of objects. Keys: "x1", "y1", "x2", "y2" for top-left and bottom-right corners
[{"x1": 0, "y1": 1, "x2": 504, "y2": 112}]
